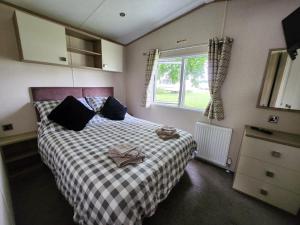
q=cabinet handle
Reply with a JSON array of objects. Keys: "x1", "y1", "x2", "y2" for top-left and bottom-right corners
[
  {"x1": 265, "y1": 170, "x2": 274, "y2": 178},
  {"x1": 271, "y1": 151, "x2": 281, "y2": 158},
  {"x1": 59, "y1": 57, "x2": 67, "y2": 61},
  {"x1": 260, "y1": 189, "x2": 268, "y2": 196},
  {"x1": 103, "y1": 64, "x2": 107, "y2": 68}
]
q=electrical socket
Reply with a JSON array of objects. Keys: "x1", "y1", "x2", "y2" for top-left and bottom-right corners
[
  {"x1": 268, "y1": 115, "x2": 279, "y2": 123},
  {"x1": 2, "y1": 124, "x2": 13, "y2": 131}
]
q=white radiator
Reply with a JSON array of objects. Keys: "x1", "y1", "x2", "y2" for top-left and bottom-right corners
[{"x1": 194, "y1": 122, "x2": 232, "y2": 168}]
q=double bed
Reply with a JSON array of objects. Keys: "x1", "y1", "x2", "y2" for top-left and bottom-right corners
[{"x1": 31, "y1": 87, "x2": 197, "y2": 225}]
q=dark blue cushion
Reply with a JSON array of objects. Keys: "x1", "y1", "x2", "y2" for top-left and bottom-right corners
[
  {"x1": 48, "y1": 96, "x2": 95, "y2": 131},
  {"x1": 100, "y1": 96, "x2": 127, "y2": 120}
]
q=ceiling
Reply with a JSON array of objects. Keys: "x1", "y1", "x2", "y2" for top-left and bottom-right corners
[{"x1": 4, "y1": 0, "x2": 215, "y2": 44}]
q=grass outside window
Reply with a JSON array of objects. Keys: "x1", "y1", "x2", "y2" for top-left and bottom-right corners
[{"x1": 154, "y1": 54, "x2": 210, "y2": 110}]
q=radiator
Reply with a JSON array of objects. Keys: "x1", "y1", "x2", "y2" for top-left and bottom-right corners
[{"x1": 194, "y1": 122, "x2": 232, "y2": 168}]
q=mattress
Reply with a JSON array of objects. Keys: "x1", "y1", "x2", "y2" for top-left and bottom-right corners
[{"x1": 38, "y1": 114, "x2": 197, "y2": 225}]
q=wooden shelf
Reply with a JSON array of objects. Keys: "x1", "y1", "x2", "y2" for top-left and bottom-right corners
[
  {"x1": 9, "y1": 163, "x2": 43, "y2": 179},
  {"x1": 65, "y1": 27, "x2": 100, "y2": 41},
  {"x1": 0, "y1": 131, "x2": 37, "y2": 147},
  {"x1": 5, "y1": 150, "x2": 38, "y2": 164},
  {"x1": 67, "y1": 47, "x2": 101, "y2": 56},
  {"x1": 69, "y1": 64, "x2": 102, "y2": 71}
]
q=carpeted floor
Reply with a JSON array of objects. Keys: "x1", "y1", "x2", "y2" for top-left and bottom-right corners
[{"x1": 10, "y1": 160, "x2": 300, "y2": 225}]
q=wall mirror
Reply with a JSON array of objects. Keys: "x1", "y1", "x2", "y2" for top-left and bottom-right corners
[{"x1": 258, "y1": 48, "x2": 300, "y2": 112}]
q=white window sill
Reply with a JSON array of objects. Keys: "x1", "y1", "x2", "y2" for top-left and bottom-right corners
[{"x1": 151, "y1": 102, "x2": 205, "y2": 113}]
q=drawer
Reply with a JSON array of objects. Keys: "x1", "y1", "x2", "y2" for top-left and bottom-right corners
[
  {"x1": 233, "y1": 173, "x2": 300, "y2": 214},
  {"x1": 237, "y1": 156, "x2": 300, "y2": 194},
  {"x1": 241, "y1": 137, "x2": 300, "y2": 172}
]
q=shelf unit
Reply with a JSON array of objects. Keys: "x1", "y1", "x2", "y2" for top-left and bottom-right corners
[
  {"x1": 14, "y1": 11, "x2": 123, "y2": 72},
  {"x1": 0, "y1": 131, "x2": 40, "y2": 178},
  {"x1": 66, "y1": 28, "x2": 102, "y2": 70}
]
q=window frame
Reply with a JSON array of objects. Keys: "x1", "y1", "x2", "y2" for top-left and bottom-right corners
[{"x1": 153, "y1": 53, "x2": 209, "y2": 111}]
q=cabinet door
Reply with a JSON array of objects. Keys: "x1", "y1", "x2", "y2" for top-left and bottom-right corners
[
  {"x1": 14, "y1": 11, "x2": 68, "y2": 65},
  {"x1": 101, "y1": 39, "x2": 123, "y2": 72}
]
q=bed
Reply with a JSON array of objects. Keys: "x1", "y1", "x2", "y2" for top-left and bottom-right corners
[{"x1": 31, "y1": 87, "x2": 197, "y2": 225}]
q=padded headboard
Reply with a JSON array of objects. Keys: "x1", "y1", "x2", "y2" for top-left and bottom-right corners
[
  {"x1": 31, "y1": 87, "x2": 114, "y2": 101},
  {"x1": 30, "y1": 87, "x2": 114, "y2": 121}
]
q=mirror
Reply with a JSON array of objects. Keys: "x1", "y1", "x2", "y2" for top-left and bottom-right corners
[{"x1": 258, "y1": 48, "x2": 300, "y2": 112}]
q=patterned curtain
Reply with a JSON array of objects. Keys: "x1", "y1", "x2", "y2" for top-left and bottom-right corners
[
  {"x1": 204, "y1": 37, "x2": 233, "y2": 120},
  {"x1": 142, "y1": 49, "x2": 160, "y2": 108}
]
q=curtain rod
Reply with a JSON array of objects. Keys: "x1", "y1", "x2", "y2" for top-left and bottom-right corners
[
  {"x1": 143, "y1": 40, "x2": 230, "y2": 56},
  {"x1": 160, "y1": 43, "x2": 208, "y2": 53},
  {"x1": 143, "y1": 43, "x2": 207, "y2": 56}
]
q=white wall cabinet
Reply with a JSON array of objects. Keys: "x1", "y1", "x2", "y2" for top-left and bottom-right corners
[
  {"x1": 14, "y1": 10, "x2": 124, "y2": 72},
  {"x1": 101, "y1": 39, "x2": 123, "y2": 72},
  {"x1": 14, "y1": 11, "x2": 68, "y2": 65}
]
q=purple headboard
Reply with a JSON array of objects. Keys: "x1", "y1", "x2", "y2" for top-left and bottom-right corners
[
  {"x1": 30, "y1": 87, "x2": 114, "y2": 120},
  {"x1": 31, "y1": 87, "x2": 114, "y2": 101}
]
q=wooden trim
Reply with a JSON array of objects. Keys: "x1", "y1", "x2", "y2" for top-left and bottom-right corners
[
  {"x1": 0, "y1": 131, "x2": 37, "y2": 147},
  {"x1": 126, "y1": 0, "x2": 229, "y2": 46},
  {"x1": 257, "y1": 105, "x2": 300, "y2": 113},
  {"x1": 256, "y1": 48, "x2": 300, "y2": 113},
  {"x1": 67, "y1": 47, "x2": 101, "y2": 56},
  {"x1": 22, "y1": 59, "x2": 70, "y2": 68},
  {"x1": 13, "y1": 11, "x2": 23, "y2": 60},
  {"x1": 66, "y1": 27, "x2": 100, "y2": 41},
  {"x1": 244, "y1": 125, "x2": 300, "y2": 148},
  {"x1": 21, "y1": 59, "x2": 105, "y2": 71},
  {"x1": 71, "y1": 65, "x2": 102, "y2": 71},
  {"x1": 0, "y1": 1, "x2": 123, "y2": 46}
]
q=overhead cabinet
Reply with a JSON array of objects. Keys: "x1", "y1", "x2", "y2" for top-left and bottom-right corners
[
  {"x1": 14, "y1": 11, "x2": 68, "y2": 65},
  {"x1": 101, "y1": 39, "x2": 123, "y2": 72},
  {"x1": 14, "y1": 11, "x2": 123, "y2": 72}
]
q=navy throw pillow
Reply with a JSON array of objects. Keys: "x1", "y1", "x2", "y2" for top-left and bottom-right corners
[
  {"x1": 100, "y1": 96, "x2": 127, "y2": 120},
  {"x1": 48, "y1": 96, "x2": 95, "y2": 131}
]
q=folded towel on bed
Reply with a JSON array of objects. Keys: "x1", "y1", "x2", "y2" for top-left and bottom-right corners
[
  {"x1": 108, "y1": 144, "x2": 145, "y2": 167},
  {"x1": 156, "y1": 126, "x2": 180, "y2": 140}
]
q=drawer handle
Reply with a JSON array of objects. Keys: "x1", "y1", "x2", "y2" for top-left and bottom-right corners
[
  {"x1": 265, "y1": 170, "x2": 274, "y2": 178},
  {"x1": 260, "y1": 189, "x2": 268, "y2": 196},
  {"x1": 271, "y1": 151, "x2": 281, "y2": 158},
  {"x1": 59, "y1": 57, "x2": 67, "y2": 61}
]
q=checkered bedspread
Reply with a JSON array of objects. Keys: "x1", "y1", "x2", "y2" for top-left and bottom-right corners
[{"x1": 38, "y1": 114, "x2": 197, "y2": 225}]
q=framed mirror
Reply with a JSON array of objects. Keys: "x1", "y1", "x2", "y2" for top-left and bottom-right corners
[{"x1": 257, "y1": 48, "x2": 300, "y2": 112}]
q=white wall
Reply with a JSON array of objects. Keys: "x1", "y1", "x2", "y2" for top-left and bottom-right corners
[
  {"x1": 125, "y1": 0, "x2": 300, "y2": 171},
  {"x1": 0, "y1": 4, "x2": 126, "y2": 137}
]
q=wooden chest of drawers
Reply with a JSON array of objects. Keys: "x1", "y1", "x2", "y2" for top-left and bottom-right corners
[{"x1": 233, "y1": 126, "x2": 300, "y2": 215}]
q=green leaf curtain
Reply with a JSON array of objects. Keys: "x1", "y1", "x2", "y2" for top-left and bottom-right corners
[{"x1": 204, "y1": 37, "x2": 233, "y2": 120}]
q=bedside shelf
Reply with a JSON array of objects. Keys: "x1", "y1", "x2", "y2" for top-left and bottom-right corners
[
  {"x1": 0, "y1": 131, "x2": 39, "y2": 178},
  {"x1": 5, "y1": 150, "x2": 38, "y2": 164},
  {"x1": 0, "y1": 131, "x2": 37, "y2": 147}
]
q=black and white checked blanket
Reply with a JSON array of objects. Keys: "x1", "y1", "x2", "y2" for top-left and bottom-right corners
[{"x1": 38, "y1": 114, "x2": 197, "y2": 225}]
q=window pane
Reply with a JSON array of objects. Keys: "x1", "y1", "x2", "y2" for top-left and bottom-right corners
[
  {"x1": 154, "y1": 58, "x2": 181, "y2": 105},
  {"x1": 183, "y1": 55, "x2": 210, "y2": 109}
]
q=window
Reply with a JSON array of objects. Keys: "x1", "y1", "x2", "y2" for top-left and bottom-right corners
[{"x1": 154, "y1": 54, "x2": 209, "y2": 110}]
